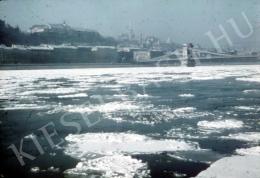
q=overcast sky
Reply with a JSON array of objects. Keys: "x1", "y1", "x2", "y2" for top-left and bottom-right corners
[{"x1": 0, "y1": 0, "x2": 259, "y2": 48}]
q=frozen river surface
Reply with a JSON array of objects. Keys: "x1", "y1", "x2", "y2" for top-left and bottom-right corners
[{"x1": 0, "y1": 65, "x2": 260, "y2": 178}]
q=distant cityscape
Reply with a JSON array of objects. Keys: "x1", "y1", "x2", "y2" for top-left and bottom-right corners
[{"x1": 0, "y1": 20, "x2": 259, "y2": 65}]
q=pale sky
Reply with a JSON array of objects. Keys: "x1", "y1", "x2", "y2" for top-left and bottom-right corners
[{"x1": 0, "y1": 0, "x2": 259, "y2": 48}]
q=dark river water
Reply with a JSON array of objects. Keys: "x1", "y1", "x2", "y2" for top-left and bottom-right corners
[{"x1": 0, "y1": 65, "x2": 260, "y2": 178}]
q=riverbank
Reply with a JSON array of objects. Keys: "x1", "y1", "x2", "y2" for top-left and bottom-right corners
[
  {"x1": 0, "y1": 63, "x2": 156, "y2": 70},
  {"x1": 1, "y1": 61, "x2": 260, "y2": 70}
]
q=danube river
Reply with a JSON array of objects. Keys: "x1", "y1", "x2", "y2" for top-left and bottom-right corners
[{"x1": 0, "y1": 65, "x2": 260, "y2": 178}]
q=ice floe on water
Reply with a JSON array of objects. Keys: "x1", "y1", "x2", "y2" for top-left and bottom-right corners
[
  {"x1": 64, "y1": 132, "x2": 198, "y2": 178},
  {"x1": 234, "y1": 106, "x2": 260, "y2": 111},
  {"x1": 0, "y1": 103, "x2": 50, "y2": 110},
  {"x1": 221, "y1": 132, "x2": 260, "y2": 142},
  {"x1": 112, "y1": 93, "x2": 150, "y2": 99},
  {"x1": 166, "y1": 128, "x2": 201, "y2": 139},
  {"x1": 113, "y1": 94, "x2": 128, "y2": 98},
  {"x1": 243, "y1": 89, "x2": 260, "y2": 94},
  {"x1": 196, "y1": 155, "x2": 260, "y2": 178},
  {"x1": 57, "y1": 93, "x2": 88, "y2": 98},
  {"x1": 24, "y1": 134, "x2": 36, "y2": 140},
  {"x1": 30, "y1": 167, "x2": 40, "y2": 173},
  {"x1": 64, "y1": 155, "x2": 149, "y2": 178},
  {"x1": 173, "y1": 107, "x2": 196, "y2": 114},
  {"x1": 67, "y1": 101, "x2": 140, "y2": 113},
  {"x1": 197, "y1": 119, "x2": 244, "y2": 131},
  {"x1": 236, "y1": 146, "x2": 260, "y2": 156},
  {"x1": 236, "y1": 77, "x2": 260, "y2": 83},
  {"x1": 146, "y1": 106, "x2": 212, "y2": 122},
  {"x1": 20, "y1": 88, "x2": 85, "y2": 95},
  {"x1": 136, "y1": 94, "x2": 150, "y2": 98},
  {"x1": 64, "y1": 133, "x2": 197, "y2": 157},
  {"x1": 30, "y1": 166, "x2": 60, "y2": 174},
  {"x1": 178, "y1": 93, "x2": 195, "y2": 98}
]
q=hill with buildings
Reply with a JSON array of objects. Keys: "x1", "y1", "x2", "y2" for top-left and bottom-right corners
[{"x1": 0, "y1": 20, "x2": 116, "y2": 46}]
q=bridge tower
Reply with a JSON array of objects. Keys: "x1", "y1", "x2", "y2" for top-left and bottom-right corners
[{"x1": 182, "y1": 43, "x2": 196, "y2": 67}]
